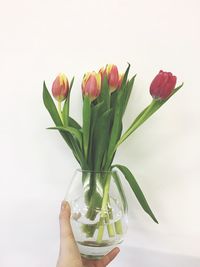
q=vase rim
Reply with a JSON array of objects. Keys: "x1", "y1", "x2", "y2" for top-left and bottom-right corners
[{"x1": 76, "y1": 168, "x2": 116, "y2": 174}]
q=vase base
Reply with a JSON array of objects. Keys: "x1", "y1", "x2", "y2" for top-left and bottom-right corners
[
  {"x1": 77, "y1": 240, "x2": 123, "y2": 260},
  {"x1": 81, "y1": 253, "x2": 103, "y2": 260}
]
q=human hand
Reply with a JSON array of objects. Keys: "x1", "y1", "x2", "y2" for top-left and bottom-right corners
[{"x1": 56, "y1": 200, "x2": 120, "y2": 267}]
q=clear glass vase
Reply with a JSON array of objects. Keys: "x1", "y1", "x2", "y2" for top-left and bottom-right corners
[{"x1": 65, "y1": 169, "x2": 128, "y2": 259}]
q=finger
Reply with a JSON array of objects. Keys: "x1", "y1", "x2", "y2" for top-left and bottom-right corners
[
  {"x1": 101, "y1": 247, "x2": 120, "y2": 266},
  {"x1": 59, "y1": 200, "x2": 75, "y2": 242},
  {"x1": 57, "y1": 201, "x2": 81, "y2": 266}
]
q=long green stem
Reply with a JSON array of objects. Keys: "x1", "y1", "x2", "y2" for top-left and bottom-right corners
[
  {"x1": 97, "y1": 217, "x2": 104, "y2": 242},
  {"x1": 57, "y1": 101, "x2": 63, "y2": 123},
  {"x1": 105, "y1": 216, "x2": 115, "y2": 237},
  {"x1": 83, "y1": 97, "x2": 91, "y2": 159},
  {"x1": 116, "y1": 99, "x2": 156, "y2": 148},
  {"x1": 101, "y1": 174, "x2": 111, "y2": 213},
  {"x1": 97, "y1": 174, "x2": 112, "y2": 242},
  {"x1": 63, "y1": 98, "x2": 69, "y2": 127},
  {"x1": 115, "y1": 220, "x2": 123, "y2": 234}
]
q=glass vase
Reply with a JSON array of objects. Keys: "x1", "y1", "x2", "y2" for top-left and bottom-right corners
[{"x1": 65, "y1": 169, "x2": 128, "y2": 259}]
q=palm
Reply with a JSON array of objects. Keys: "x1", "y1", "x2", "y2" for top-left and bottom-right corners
[
  {"x1": 82, "y1": 258, "x2": 105, "y2": 267},
  {"x1": 81, "y1": 249, "x2": 119, "y2": 267}
]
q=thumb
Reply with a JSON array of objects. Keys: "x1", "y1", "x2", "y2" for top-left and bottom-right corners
[
  {"x1": 59, "y1": 201, "x2": 75, "y2": 241},
  {"x1": 59, "y1": 201, "x2": 80, "y2": 254},
  {"x1": 57, "y1": 201, "x2": 81, "y2": 266}
]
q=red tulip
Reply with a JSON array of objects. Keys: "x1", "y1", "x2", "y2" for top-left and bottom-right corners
[
  {"x1": 52, "y1": 73, "x2": 69, "y2": 102},
  {"x1": 150, "y1": 70, "x2": 177, "y2": 100},
  {"x1": 99, "y1": 64, "x2": 119, "y2": 93},
  {"x1": 82, "y1": 72, "x2": 101, "y2": 101}
]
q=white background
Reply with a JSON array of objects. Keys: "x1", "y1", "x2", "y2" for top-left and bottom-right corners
[{"x1": 0, "y1": 0, "x2": 200, "y2": 266}]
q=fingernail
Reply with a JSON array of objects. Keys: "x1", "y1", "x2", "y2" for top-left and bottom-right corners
[
  {"x1": 115, "y1": 247, "x2": 120, "y2": 254},
  {"x1": 61, "y1": 200, "x2": 67, "y2": 210}
]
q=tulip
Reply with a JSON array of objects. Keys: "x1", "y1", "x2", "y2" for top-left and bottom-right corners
[
  {"x1": 150, "y1": 70, "x2": 177, "y2": 100},
  {"x1": 52, "y1": 73, "x2": 69, "y2": 102},
  {"x1": 99, "y1": 64, "x2": 119, "y2": 93},
  {"x1": 82, "y1": 72, "x2": 101, "y2": 101}
]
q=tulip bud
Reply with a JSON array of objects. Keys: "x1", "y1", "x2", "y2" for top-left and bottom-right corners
[
  {"x1": 52, "y1": 73, "x2": 69, "y2": 102},
  {"x1": 150, "y1": 70, "x2": 177, "y2": 100},
  {"x1": 105, "y1": 64, "x2": 119, "y2": 93},
  {"x1": 82, "y1": 72, "x2": 101, "y2": 101}
]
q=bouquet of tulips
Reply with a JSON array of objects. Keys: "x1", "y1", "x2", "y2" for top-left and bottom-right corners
[{"x1": 43, "y1": 64, "x2": 183, "y2": 234}]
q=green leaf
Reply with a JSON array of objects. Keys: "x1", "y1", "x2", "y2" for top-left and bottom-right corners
[
  {"x1": 69, "y1": 77, "x2": 75, "y2": 90},
  {"x1": 105, "y1": 64, "x2": 131, "y2": 168},
  {"x1": 91, "y1": 102, "x2": 105, "y2": 127},
  {"x1": 110, "y1": 63, "x2": 131, "y2": 115},
  {"x1": 112, "y1": 170, "x2": 128, "y2": 212},
  {"x1": 113, "y1": 164, "x2": 158, "y2": 223},
  {"x1": 62, "y1": 77, "x2": 74, "y2": 127},
  {"x1": 48, "y1": 127, "x2": 87, "y2": 168},
  {"x1": 88, "y1": 101, "x2": 105, "y2": 168},
  {"x1": 83, "y1": 96, "x2": 91, "y2": 158},
  {"x1": 122, "y1": 74, "x2": 136, "y2": 117},
  {"x1": 98, "y1": 76, "x2": 110, "y2": 111},
  {"x1": 119, "y1": 63, "x2": 131, "y2": 90},
  {"x1": 130, "y1": 105, "x2": 150, "y2": 126},
  {"x1": 93, "y1": 109, "x2": 113, "y2": 171},
  {"x1": 110, "y1": 89, "x2": 118, "y2": 110},
  {"x1": 43, "y1": 82, "x2": 63, "y2": 126},
  {"x1": 47, "y1": 126, "x2": 82, "y2": 148},
  {"x1": 69, "y1": 117, "x2": 81, "y2": 129},
  {"x1": 105, "y1": 90, "x2": 123, "y2": 168}
]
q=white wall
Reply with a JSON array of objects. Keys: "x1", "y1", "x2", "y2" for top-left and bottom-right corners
[{"x1": 0, "y1": 0, "x2": 200, "y2": 266}]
